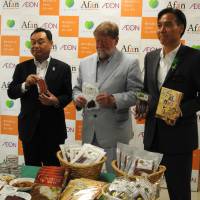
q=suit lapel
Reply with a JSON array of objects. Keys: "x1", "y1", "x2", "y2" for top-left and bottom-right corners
[
  {"x1": 151, "y1": 50, "x2": 161, "y2": 94},
  {"x1": 98, "y1": 50, "x2": 122, "y2": 88},
  {"x1": 45, "y1": 58, "x2": 56, "y2": 83}
]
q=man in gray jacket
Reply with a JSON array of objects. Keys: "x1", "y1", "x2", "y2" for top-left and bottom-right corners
[{"x1": 73, "y1": 21, "x2": 142, "y2": 172}]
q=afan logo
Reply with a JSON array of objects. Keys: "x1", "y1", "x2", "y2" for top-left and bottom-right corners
[
  {"x1": 143, "y1": 46, "x2": 159, "y2": 53},
  {"x1": 2, "y1": 0, "x2": 20, "y2": 9},
  {"x1": 5, "y1": 99, "x2": 14, "y2": 108},
  {"x1": 122, "y1": 24, "x2": 140, "y2": 31},
  {"x1": 6, "y1": 19, "x2": 15, "y2": 28},
  {"x1": 101, "y1": 1, "x2": 119, "y2": 9},
  {"x1": 41, "y1": 22, "x2": 58, "y2": 30},
  {"x1": 65, "y1": 0, "x2": 74, "y2": 8},
  {"x1": 22, "y1": 1, "x2": 39, "y2": 8},
  {"x1": 25, "y1": 40, "x2": 31, "y2": 49},
  {"x1": 192, "y1": 45, "x2": 200, "y2": 50},
  {"x1": 81, "y1": 1, "x2": 99, "y2": 9},
  {"x1": 121, "y1": 44, "x2": 140, "y2": 54},
  {"x1": 1, "y1": 82, "x2": 10, "y2": 90},
  {"x1": 84, "y1": 21, "x2": 94, "y2": 30},
  {"x1": 187, "y1": 24, "x2": 200, "y2": 34},
  {"x1": 21, "y1": 20, "x2": 38, "y2": 30},
  {"x1": 190, "y1": 3, "x2": 200, "y2": 9},
  {"x1": 60, "y1": 44, "x2": 77, "y2": 51},
  {"x1": 1, "y1": 62, "x2": 16, "y2": 69},
  {"x1": 167, "y1": 1, "x2": 186, "y2": 10},
  {"x1": 148, "y1": 0, "x2": 159, "y2": 9}
]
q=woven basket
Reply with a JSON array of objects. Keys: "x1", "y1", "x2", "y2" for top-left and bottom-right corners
[
  {"x1": 57, "y1": 150, "x2": 107, "y2": 180},
  {"x1": 111, "y1": 160, "x2": 166, "y2": 184}
]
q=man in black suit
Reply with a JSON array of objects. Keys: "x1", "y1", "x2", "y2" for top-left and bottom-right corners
[
  {"x1": 7, "y1": 28, "x2": 72, "y2": 166},
  {"x1": 135, "y1": 8, "x2": 200, "y2": 200}
]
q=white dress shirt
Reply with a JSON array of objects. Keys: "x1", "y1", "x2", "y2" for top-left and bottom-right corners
[{"x1": 157, "y1": 44, "x2": 181, "y2": 89}]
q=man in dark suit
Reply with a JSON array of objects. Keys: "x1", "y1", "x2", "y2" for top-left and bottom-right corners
[
  {"x1": 135, "y1": 8, "x2": 200, "y2": 200},
  {"x1": 7, "y1": 28, "x2": 72, "y2": 166}
]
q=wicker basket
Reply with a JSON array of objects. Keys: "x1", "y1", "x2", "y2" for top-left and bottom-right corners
[
  {"x1": 57, "y1": 150, "x2": 107, "y2": 180},
  {"x1": 111, "y1": 160, "x2": 166, "y2": 184}
]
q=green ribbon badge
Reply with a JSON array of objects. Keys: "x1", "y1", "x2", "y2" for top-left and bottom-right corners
[{"x1": 171, "y1": 57, "x2": 179, "y2": 71}]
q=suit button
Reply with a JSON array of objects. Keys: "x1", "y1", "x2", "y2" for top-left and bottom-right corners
[{"x1": 94, "y1": 114, "x2": 97, "y2": 118}]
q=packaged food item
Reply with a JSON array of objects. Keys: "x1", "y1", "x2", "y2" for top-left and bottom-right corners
[
  {"x1": 37, "y1": 78, "x2": 47, "y2": 94},
  {"x1": 82, "y1": 82, "x2": 99, "y2": 110},
  {"x1": 156, "y1": 87, "x2": 183, "y2": 121},
  {"x1": 105, "y1": 177, "x2": 156, "y2": 200},
  {"x1": 60, "y1": 178, "x2": 106, "y2": 200},
  {"x1": 134, "y1": 159, "x2": 154, "y2": 176},
  {"x1": 31, "y1": 166, "x2": 69, "y2": 200},
  {"x1": 70, "y1": 144, "x2": 106, "y2": 164}
]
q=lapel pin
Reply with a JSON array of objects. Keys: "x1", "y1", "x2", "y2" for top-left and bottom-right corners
[{"x1": 52, "y1": 67, "x2": 55, "y2": 71}]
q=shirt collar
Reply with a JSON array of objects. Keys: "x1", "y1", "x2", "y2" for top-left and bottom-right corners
[
  {"x1": 97, "y1": 49, "x2": 117, "y2": 64},
  {"x1": 160, "y1": 43, "x2": 181, "y2": 59},
  {"x1": 34, "y1": 56, "x2": 51, "y2": 66}
]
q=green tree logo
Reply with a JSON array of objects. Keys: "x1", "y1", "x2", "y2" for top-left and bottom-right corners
[
  {"x1": 25, "y1": 40, "x2": 31, "y2": 49},
  {"x1": 6, "y1": 100, "x2": 14, "y2": 108},
  {"x1": 7, "y1": 19, "x2": 15, "y2": 28},
  {"x1": 65, "y1": 0, "x2": 74, "y2": 8},
  {"x1": 85, "y1": 21, "x2": 94, "y2": 30},
  {"x1": 149, "y1": 0, "x2": 159, "y2": 8},
  {"x1": 192, "y1": 45, "x2": 200, "y2": 50}
]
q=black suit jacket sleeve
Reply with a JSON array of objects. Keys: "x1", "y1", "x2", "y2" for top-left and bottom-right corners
[
  {"x1": 7, "y1": 63, "x2": 29, "y2": 99},
  {"x1": 56, "y1": 62, "x2": 72, "y2": 108}
]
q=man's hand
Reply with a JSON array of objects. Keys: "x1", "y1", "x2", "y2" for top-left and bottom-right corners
[
  {"x1": 163, "y1": 106, "x2": 182, "y2": 126},
  {"x1": 39, "y1": 90, "x2": 59, "y2": 106},
  {"x1": 96, "y1": 93, "x2": 116, "y2": 108},
  {"x1": 133, "y1": 100, "x2": 149, "y2": 119},
  {"x1": 25, "y1": 74, "x2": 40, "y2": 87},
  {"x1": 75, "y1": 96, "x2": 87, "y2": 108}
]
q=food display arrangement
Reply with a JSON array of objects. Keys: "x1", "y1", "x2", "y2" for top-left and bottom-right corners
[{"x1": 0, "y1": 143, "x2": 165, "y2": 200}]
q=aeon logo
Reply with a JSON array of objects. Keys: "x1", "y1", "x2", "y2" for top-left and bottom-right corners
[
  {"x1": 6, "y1": 19, "x2": 15, "y2": 28},
  {"x1": 2, "y1": 141, "x2": 17, "y2": 147},
  {"x1": 148, "y1": 0, "x2": 159, "y2": 9},
  {"x1": 102, "y1": 2, "x2": 119, "y2": 8},
  {"x1": 60, "y1": 44, "x2": 77, "y2": 51},
  {"x1": 41, "y1": 23, "x2": 58, "y2": 30},
  {"x1": 122, "y1": 24, "x2": 140, "y2": 31},
  {"x1": 66, "y1": 127, "x2": 75, "y2": 133},
  {"x1": 2, "y1": 62, "x2": 16, "y2": 69},
  {"x1": 143, "y1": 46, "x2": 159, "y2": 53},
  {"x1": 6, "y1": 99, "x2": 14, "y2": 108},
  {"x1": 22, "y1": 1, "x2": 39, "y2": 8},
  {"x1": 190, "y1": 3, "x2": 200, "y2": 9}
]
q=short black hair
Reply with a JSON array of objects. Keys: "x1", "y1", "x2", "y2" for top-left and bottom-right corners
[
  {"x1": 158, "y1": 7, "x2": 187, "y2": 37},
  {"x1": 30, "y1": 27, "x2": 52, "y2": 41}
]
